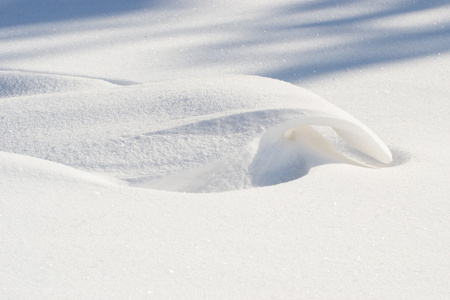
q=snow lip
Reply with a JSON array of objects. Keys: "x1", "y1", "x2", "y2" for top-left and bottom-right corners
[{"x1": 1, "y1": 73, "x2": 393, "y2": 193}]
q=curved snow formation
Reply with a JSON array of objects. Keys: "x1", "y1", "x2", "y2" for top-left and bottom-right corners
[
  {"x1": 0, "y1": 72, "x2": 392, "y2": 193},
  {"x1": 0, "y1": 70, "x2": 116, "y2": 98}
]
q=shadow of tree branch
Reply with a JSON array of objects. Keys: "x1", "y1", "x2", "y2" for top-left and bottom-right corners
[{"x1": 0, "y1": 0, "x2": 448, "y2": 83}]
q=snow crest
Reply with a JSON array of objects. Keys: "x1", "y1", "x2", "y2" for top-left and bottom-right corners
[
  {"x1": 0, "y1": 73, "x2": 392, "y2": 193},
  {"x1": 0, "y1": 70, "x2": 116, "y2": 98}
]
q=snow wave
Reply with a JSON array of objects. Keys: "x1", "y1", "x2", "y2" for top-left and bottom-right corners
[
  {"x1": 0, "y1": 70, "x2": 118, "y2": 98},
  {"x1": 131, "y1": 110, "x2": 393, "y2": 193},
  {"x1": 0, "y1": 74, "x2": 392, "y2": 193}
]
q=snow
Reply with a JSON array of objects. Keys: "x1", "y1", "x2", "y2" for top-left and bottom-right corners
[{"x1": 1, "y1": 0, "x2": 449, "y2": 298}]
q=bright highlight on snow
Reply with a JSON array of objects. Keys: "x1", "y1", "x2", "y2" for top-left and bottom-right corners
[
  {"x1": 2, "y1": 0, "x2": 449, "y2": 298},
  {"x1": 1, "y1": 72, "x2": 391, "y2": 193}
]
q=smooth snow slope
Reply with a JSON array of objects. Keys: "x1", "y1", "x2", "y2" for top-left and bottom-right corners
[
  {"x1": 0, "y1": 70, "x2": 116, "y2": 98},
  {"x1": 1, "y1": 0, "x2": 449, "y2": 299}
]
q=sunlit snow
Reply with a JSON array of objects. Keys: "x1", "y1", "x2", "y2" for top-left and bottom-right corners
[{"x1": 1, "y1": 0, "x2": 449, "y2": 298}]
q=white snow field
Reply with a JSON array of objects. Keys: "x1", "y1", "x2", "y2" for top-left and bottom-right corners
[{"x1": 1, "y1": 0, "x2": 449, "y2": 299}]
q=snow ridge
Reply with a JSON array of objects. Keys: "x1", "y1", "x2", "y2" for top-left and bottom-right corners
[{"x1": 0, "y1": 73, "x2": 391, "y2": 192}]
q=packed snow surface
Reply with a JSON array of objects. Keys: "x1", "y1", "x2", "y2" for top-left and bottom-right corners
[{"x1": 1, "y1": 0, "x2": 449, "y2": 299}]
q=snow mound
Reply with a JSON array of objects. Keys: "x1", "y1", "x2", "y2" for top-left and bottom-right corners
[
  {"x1": 0, "y1": 151, "x2": 120, "y2": 200},
  {"x1": 0, "y1": 70, "x2": 116, "y2": 98},
  {"x1": 131, "y1": 84, "x2": 393, "y2": 192},
  {"x1": 0, "y1": 75, "x2": 392, "y2": 192}
]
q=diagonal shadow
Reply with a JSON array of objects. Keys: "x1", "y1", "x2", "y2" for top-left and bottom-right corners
[
  {"x1": 0, "y1": 0, "x2": 448, "y2": 84},
  {"x1": 0, "y1": 0, "x2": 172, "y2": 28},
  {"x1": 261, "y1": 0, "x2": 450, "y2": 81}
]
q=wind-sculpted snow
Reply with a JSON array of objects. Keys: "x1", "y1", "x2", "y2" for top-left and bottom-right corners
[
  {"x1": 0, "y1": 73, "x2": 391, "y2": 193},
  {"x1": 0, "y1": 70, "x2": 116, "y2": 98}
]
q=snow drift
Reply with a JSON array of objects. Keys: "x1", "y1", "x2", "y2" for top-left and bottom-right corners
[
  {"x1": 2, "y1": 0, "x2": 450, "y2": 298},
  {"x1": 1, "y1": 72, "x2": 391, "y2": 192}
]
